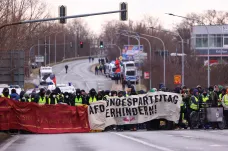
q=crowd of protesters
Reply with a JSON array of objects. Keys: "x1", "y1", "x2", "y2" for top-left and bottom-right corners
[{"x1": 1, "y1": 83, "x2": 228, "y2": 131}]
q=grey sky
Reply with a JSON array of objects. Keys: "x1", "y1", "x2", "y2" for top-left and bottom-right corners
[{"x1": 46, "y1": 0, "x2": 228, "y2": 34}]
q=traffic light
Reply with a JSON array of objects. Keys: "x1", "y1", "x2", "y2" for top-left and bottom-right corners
[
  {"x1": 59, "y1": 5, "x2": 66, "y2": 24},
  {"x1": 100, "y1": 41, "x2": 104, "y2": 48},
  {"x1": 80, "y1": 41, "x2": 83, "y2": 48},
  {"x1": 120, "y1": 2, "x2": 128, "y2": 21}
]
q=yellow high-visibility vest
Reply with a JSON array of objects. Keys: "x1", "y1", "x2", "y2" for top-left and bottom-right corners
[
  {"x1": 48, "y1": 98, "x2": 57, "y2": 105},
  {"x1": 224, "y1": 94, "x2": 228, "y2": 106},
  {"x1": 190, "y1": 96, "x2": 199, "y2": 110},
  {"x1": 89, "y1": 97, "x2": 97, "y2": 104},
  {"x1": 75, "y1": 97, "x2": 83, "y2": 105},
  {"x1": 38, "y1": 97, "x2": 46, "y2": 105},
  {"x1": 1, "y1": 94, "x2": 10, "y2": 98}
]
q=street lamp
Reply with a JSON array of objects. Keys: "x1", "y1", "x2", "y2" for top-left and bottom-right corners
[
  {"x1": 120, "y1": 30, "x2": 166, "y2": 87},
  {"x1": 150, "y1": 27, "x2": 185, "y2": 87},
  {"x1": 166, "y1": 13, "x2": 211, "y2": 88}
]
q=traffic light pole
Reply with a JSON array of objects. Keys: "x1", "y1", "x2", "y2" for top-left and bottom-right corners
[{"x1": 0, "y1": 10, "x2": 127, "y2": 30}]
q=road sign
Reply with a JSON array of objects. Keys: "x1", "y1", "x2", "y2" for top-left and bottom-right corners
[
  {"x1": 35, "y1": 56, "x2": 44, "y2": 62},
  {"x1": 144, "y1": 72, "x2": 149, "y2": 79},
  {"x1": 174, "y1": 75, "x2": 181, "y2": 85},
  {"x1": 119, "y1": 56, "x2": 123, "y2": 61}
]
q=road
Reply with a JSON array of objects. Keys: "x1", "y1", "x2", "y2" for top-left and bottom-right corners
[
  {"x1": 3, "y1": 59, "x2": 228, "y2": 151},
  {"x1": 1, "y1": 130, "x2": 228, "y2": 151},
  {"x1": 52, "y1": 59, "x2": 113, "y2": 92}
]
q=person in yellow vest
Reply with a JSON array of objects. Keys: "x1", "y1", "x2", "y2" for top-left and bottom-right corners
[
  {"x1": 74, "y1": 89, "x2": 85, "y2": 106},
  {"x1": 103, "y1": 90, "x2": 110, "y2": 100},
  {"x1": 222, "y1": 89, "x2": 228, "y2": 124},
  {"x1": 190, "y1": 89, "x2": 199, "y2": 111},
  {"x1": 0, "y1": 88, "x2": 10, "y2": 98},
  {"x1": 37, "y1": 88, "x2": 48, "y2": 105},
  {"x1": 87, "y1": 88, "x2": 97, "y2": 105},
  {"x1": 200, "y1": 89, "x2": 209, "y2": 108},
  {"x1": 218, "y1": 88, "x2": 226, "y2": 107}
]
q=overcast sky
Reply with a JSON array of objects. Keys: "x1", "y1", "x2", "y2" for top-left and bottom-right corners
[{"x1": 46, "y1": 0, "x2": 228, "y2": 34}]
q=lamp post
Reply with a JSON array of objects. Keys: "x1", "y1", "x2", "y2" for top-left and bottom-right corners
[
  {"x1": 166, "y1": 13, "x2": 210, "y2": 87},
  {"x1": 150, "y1": 27, "x2": 184, "y2": 86}
]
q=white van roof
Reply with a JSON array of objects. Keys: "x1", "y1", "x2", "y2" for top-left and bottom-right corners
[{"x1": 123, "y1": 61, "x2": 135, "y2": 64}]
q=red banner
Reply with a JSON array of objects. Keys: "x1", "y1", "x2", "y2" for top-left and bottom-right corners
[{"x1": 0, "y1": 98, "x2": 90, "y2": 134}]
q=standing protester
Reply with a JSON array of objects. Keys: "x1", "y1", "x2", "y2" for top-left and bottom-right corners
[
  {"x1": 99, "y1": 65, "x2": 103, "y2": 74},
  {"x1": 37, "y1": 88, "x2": 48, "y2": 105},
  {"x1": 10, "y1": 89, "x2": 20, "y2": 101},
  {"x1": 92, "y1": 57, "x2": 94, "y2": 62},
  {"x1": 222, "y1": 89, "x2": 228, "y2": 123},
  {"x1": 95, "y1": 66, "x2": 98, "y2": 75},
  {"x1": 89, "y1": 56, "x2": 91, "y2": 63},
  {"x1": 65, "y1": 65, "x2": 68, "y2": 74},
  {"x1": 98, "y1": 58, "x2": 101, "y2": 64},
  {"x1": 0, "y1": 88, "x2": 10, "y2": 98},
  {"x1": 87, "y1": 88, "x2": 97, "y2": 105},
  {"x1": 218, "y1": 88, "x2": 226, "y2": 107},
  {"x1": 208, "y1": 86, "x2": 218, "y2": 107},
  {"x1": 117, "y1": 91, "x2": 124, "y2": 131},
  {"x1": 63, "y1": 92, "x2": 72, "y2": 105},
  {"x1": 48, "y1": 91, "x2": 58, "y2": 105},
  {"x1": 74, "y1": 89, "x2": 85, "y2": 106}
]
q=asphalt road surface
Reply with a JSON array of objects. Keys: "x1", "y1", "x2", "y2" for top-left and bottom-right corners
[
  {"x1": 2, "y1": 130, "x2": 228, "y2": 151},
  {"x1": 52, "y1": 59, "x2": 113, "y2": 92}
]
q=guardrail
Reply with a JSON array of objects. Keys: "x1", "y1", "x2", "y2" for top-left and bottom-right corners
[{"x1": 46, "y1": 55, "x2": 106, "y2": 67}]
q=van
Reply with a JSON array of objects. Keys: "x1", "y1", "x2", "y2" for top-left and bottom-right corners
[
  {"x1": 109, "y1": 63, "x2": 117, "y2": 80},
  {"x1": 39, "y1": 66, "x2": 53, "y2": 85},
  {"x1": 124, "y1": 68, "x2": 139, "y2": 83},
  {"x1": 123, "y1": 61, "x2": 135, "y2": 72}
]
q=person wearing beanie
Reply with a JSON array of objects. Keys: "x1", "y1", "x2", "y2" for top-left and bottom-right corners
[{"x1": 208, "y1": 86, "x2": 218, "y2": 107}]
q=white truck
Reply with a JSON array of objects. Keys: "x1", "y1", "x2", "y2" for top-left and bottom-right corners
[{"x1": 39, "y1": 66, "x2": 53, "y2": 85}]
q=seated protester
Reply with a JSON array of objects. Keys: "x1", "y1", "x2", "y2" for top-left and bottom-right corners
[
  {"x1": 10, "y1": 89, "x2": 20, "y2": 101},
  {"x1": 48, "y1": 91, "x2": 58, "y2": 105},
  {"x1": 1, "y1": 88, "x2": 10, "y2": 98}
]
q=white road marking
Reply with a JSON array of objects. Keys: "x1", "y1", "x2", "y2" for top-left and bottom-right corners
[
  {"x1": 210, "y1": 144, "x2": 227, "y2": 147},
  {"x1": 112, "y1": 132, "x2": 175, "y2": 151},
  {"x1": 0, "y1": 135, "x2": 20, "y2": 151}
]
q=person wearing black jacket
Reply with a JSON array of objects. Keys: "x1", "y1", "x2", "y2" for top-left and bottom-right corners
[{"x1": 48, "y1": 91, "x2": 58, "y2": 105}]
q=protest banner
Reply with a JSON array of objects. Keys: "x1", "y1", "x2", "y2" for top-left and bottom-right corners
[
  {"x1": 88, "y1": 91, "x2": 182, "y2": 130},
  {"x1": 0, "y1": 98, "x2": 90, "y2": 134}
]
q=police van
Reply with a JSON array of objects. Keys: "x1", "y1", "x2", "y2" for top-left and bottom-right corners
[
  {"x1": 124, "y1": 68, "x2": 139, "y2": 83},
  {"x1": 39, "y1": 66, "x2": 53, "y2": 85},
  {"x1": 123, "y1": 61, "x2": 135, "y2": 72}
]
